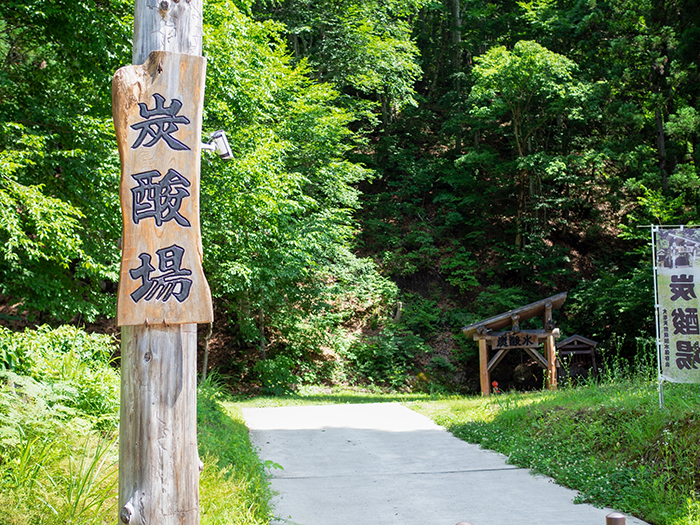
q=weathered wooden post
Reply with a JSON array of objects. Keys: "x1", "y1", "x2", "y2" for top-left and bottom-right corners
[
  {"x1": 112, "y1": 1, "x2": 212, "y2": 524},
  {"x1": 477, "y1": 329, "x2": 490, "y2": 396},
  {"x1": 544, "y1": 300, "x2": 557, "y2": 390}
]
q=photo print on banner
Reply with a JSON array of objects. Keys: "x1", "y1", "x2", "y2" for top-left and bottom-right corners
[{"x1": 655, "y1": 227, "x2": 700, "y2": 383}]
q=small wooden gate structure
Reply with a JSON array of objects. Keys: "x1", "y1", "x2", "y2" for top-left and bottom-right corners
[
  {"x1": 556, "y1": 335, "x2": 598, "y2": 379},
  {"x1": 462, "y1": 292, "x2": 567, "y2": 396}
]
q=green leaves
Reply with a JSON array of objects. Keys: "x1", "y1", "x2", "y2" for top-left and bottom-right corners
[
  {"x1": 442, "y1": 247, "x2": 479, "y2": 293},
  {"x1": 253, "y1": 0, "x2": 424, "y2": 124},
  {"x1": 469, "y1": 40, "x2": 581, "y2": 156},
  {"x1": 200, "y1": 0, "x2": 394, "y2": 365},
  {"x1": 0, "y1": 0, "x2": 128, "y2": 320},
  {"x1": 0, "y1": 162, "x2": 84, "y2": 268},
  {"x1": 0, "y1": 119, "x2": 120, "y2": 320}
]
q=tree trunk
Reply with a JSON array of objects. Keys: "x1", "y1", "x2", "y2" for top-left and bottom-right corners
[
  {"x1": 119, "y1": 325, "x2": 200, "y2": 525},
  {"x1": 655, "y1": 105, "x2": 669, "y2": 192},
  {"x1": 450, "y1": 0, "x2": 461, "y2": 72},
  {"x1": 259, "y1": 307, "x2": 266, "y2": 361},
  {"x1": 515, "y1": 169, "x2": 527, "y2": 249},
  {"x1": 451, "y1": 0, "x2": 462, "y2": 154},
  {"x1": 380, "y1": 87, "x2": 391, "y2": 132},
  {"x1": 200, "y1": 322, "x2": 213, "y2": 384},
  {"x1": 652, "y1": 56, "x2": 669, "y2": 192},
  {"x1": 132, "y1": 0, "x2": 203, "y2": 65}
]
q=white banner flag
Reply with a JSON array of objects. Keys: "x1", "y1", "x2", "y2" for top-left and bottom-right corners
[{"x1": 654, "y1": 227, "x2": 700, "y2": 383}]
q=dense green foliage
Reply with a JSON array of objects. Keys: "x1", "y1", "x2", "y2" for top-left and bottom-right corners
[
  {"x1": 248, "y1": 0, "x2": 700, "y2": 383},
  {"x1": 200, "y1": 0, "x2": 397, "y2": 384},
  {"x1": 0, "y1": 0, "x2": 130, "y2": 320},
  {"x1": 0, "y1": 326, "x2": 273, "y2": 524},
  {"x1": 3, "y1": 0, "x2": 700, "y2": 389},
  {"x1": 0, "y1": 0, "x2": 404, "y2": 388}
]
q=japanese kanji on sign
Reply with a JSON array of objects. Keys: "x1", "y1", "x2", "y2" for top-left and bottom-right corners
[
  {"x1": 653, "y1": 226, "x2": 700, "y2": 383},
  {"x1": 113, "y1": 51, "x2": 213, "y2": 327}
]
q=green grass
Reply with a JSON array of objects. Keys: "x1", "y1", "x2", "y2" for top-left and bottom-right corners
[
  {"x1": 0, "y1": 374, "x2": 120, "y2": 525},
  {"x1": 198, "y1": 376, "x2": 273, "y2": 525},
  {"x1": 0, "y1": 325, "x2": 122, "y2": 525},
  {"x1": 0, "y1": 326, "x2": 273, "y2": 525},
  {"x1": 408, "y1": 379, "x2": 700, "y2": 525},
  {"x1": 6, "y1": 325, "x2": 700, "y2": 525},
  {"x1": 235, "y1": 384, "x2": 437, "y2": 408}
]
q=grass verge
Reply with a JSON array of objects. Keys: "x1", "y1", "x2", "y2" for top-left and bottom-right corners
[
  {"x1": 7, "y1": 326, "x2": 700, "y2": 525},
  {"x1": 409, "y1": 379, "x2": 700, "y2": 525},
  {"x1": 198, "y1": 377, "x2": 273, "y2": 525}
]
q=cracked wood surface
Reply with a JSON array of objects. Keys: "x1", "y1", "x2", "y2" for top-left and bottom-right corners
[
  {"x1": 117, "y1": 1, "x2": 206, "y2": 524},
  {"x1": 119, "y1": 324, "x2": 199, "y2": 525},
  {"x1": 113, "y1": 51, "x2": 212, "y2": 327}
]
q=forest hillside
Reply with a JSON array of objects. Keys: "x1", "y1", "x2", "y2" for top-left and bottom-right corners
[{"x1": 1, "y1": 0, "x2": 693, "y2": 391}]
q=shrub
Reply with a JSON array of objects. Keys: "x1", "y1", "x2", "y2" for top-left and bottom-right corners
[
  {"x1": 254, "y1": 355, "x2": 300, "y2": 396},
  {"x1": 342, "y1": 328, "x2": 428, "y2": 388}
]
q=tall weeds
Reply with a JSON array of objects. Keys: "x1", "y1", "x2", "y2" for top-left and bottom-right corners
[{"x1": 1, "y1": 325, "x2": 273, "y2": 525}]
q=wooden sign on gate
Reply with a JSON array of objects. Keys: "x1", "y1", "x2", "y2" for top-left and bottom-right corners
[
  {"x1": 113, "y1": 51, "x2": 213, "y2": 327},
  {"x1": 487, "y1": 330, "x2": 542, "y2": 349},
  {"x1": 462, "y1": 292, "x2": 567, "y2": 395}
]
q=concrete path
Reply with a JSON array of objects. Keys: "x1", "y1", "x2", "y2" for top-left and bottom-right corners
[{"x1": 243, "y1": 403, "x2": 649, "y2": 525}]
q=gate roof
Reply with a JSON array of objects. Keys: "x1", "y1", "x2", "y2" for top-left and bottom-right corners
[{"x1": 462, "y1": 292, "x2": 567, "y2": 338}]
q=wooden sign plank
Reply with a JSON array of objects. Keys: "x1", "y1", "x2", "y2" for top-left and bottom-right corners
[
  {"x1": 113, "y1": 50, "x2": 213, "y2": 327},
  {"x1": 473, "y1": 328, "x2": 560, "y2": 349},
  {"x1": 487, "y1": 330, "x2": 542, "y2": 349}
]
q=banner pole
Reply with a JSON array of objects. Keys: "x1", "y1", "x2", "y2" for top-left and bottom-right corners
[{"x1": 651, "y1": 225, "x2": 664, "y2": 407}]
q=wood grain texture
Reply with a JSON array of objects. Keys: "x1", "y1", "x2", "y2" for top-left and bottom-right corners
[
  {"x1": 119, "y1": 324, "x2": 199, "y2": 525},
  {"x1": 132, "y1": 0, "x2": 203, "y2": 66},
  {"x1": 113, "y1": 51, "x2": 213, "y2": 327},
  {"x1": 479, "y1": 338, "x2": 490, "y2": 396},
  {"x1": 473, "y1": 330, "x2": 561, "y2": 396},
  {"x1": 117, "y1": 2, "x2": 205, "y2": 524},
  {"x1": 461, "y1": 291, "x2": 567, "y2": 337}
]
